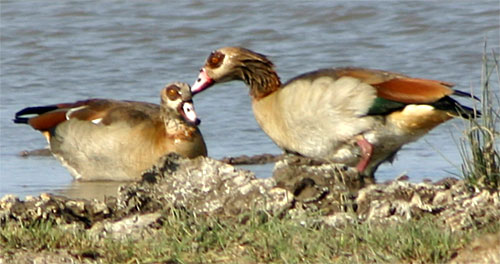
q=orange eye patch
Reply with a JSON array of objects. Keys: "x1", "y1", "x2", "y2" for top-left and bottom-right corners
[
  {"x1": 207, "y1": 51, "x2": 225, "y2": 68},
  {"x1": 165, "y1": 85, "x2": 180, "y2": 101}
]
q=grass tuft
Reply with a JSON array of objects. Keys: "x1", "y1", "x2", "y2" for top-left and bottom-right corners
[{"x1": 459, "y1": 43, "x2": 500, "y2": 191}]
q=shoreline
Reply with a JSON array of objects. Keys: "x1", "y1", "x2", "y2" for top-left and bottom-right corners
[{"x1": 1, "y1": 154, "x2": 499, "y2": 263}]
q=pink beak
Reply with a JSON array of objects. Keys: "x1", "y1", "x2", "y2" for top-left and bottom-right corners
[
  {"x1": 179, "y1": 101, "x2": 200, "y2": 126},
  {"x1": 191, "y1": 68, "x2": 214, "y2": 95}
]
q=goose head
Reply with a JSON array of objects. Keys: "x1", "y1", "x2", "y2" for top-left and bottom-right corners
[
  {"x1": 191, "y1": 47, "x2": 278, "y2": 97},
  {"x1": 161, "y1": 82, "x2": 200, "y2": 126}
]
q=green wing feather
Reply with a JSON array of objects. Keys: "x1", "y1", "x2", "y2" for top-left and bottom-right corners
[{"x1": 367, "y1": 97, "x2": 407, "y2": 115}]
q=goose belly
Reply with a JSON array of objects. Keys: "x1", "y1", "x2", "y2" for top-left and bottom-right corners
[
  {"x1": 49, "y1": 120, "x2": 163, "y2": 181},
  {"x1": 251, "y1": 86, "x2": 376, "y2": 161}
]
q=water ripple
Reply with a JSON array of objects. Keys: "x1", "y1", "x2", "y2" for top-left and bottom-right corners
[{"x1": 1, "y1": 0, "x2": 498, "y2": 199}]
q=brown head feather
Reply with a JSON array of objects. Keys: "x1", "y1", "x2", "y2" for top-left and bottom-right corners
[{"x1": 206, "y1": 47, "x2": 281, "y2": 100}]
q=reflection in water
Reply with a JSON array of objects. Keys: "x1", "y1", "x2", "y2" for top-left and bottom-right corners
[
  {"x1": 56, "y1": 181, "x2": 126, "y2": 201},
  {"x1": 14, "y1": 147, "x2": 277, "y2": 201},
  {"x1": 55, "y1": 160, "x2": 278, "y2": 201},
  {"x1": 13, "y1": 148, "x2": 127, "y2": 201}
]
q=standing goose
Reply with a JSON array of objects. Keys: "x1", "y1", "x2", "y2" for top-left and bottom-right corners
[
  {"x1": 191, "y1": 47, "x2": 478, "y2": 177},
  {"x1": 14, "y1": 82, "x2": 207, "y2": 181}
]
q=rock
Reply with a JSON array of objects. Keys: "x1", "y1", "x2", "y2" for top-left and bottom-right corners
[
  {"x1": 19, "y1": 148, "x2": 52, "y2": 157},
  {"x1": 118, "y1": 153, "x2": 293, "y2": 216},
  {"x1": 441, "y1": 186, "x2": 500, "y2": 232},
  {"x1": 271, "y1": 155, "x2": 366, "y2": 216},
  {"x1": 320, "y1": 212, "x2": 357, "y2": 228},
  {"x1": 0, "y1": 192, "x2": 114, "y2": 227},
  {"x1": 89, "y1": 212, "x2": 162, "y2": 240},
  {"x1": 355, "y1": 180, "x2": 447, "y2": 223},
  {"x1": 220, "y1": 153, "x2": 283, "y2": 165}
]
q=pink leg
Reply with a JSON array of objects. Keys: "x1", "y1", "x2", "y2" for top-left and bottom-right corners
[{"x1": 355, "y1": 136, "x2": 373, "y2": 173}]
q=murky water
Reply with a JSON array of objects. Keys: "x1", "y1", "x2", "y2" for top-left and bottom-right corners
[{"x1": 1, "y1": 1, "x2": 499, "y2": 199}]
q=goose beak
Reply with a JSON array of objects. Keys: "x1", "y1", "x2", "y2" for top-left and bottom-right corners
[
  {"x1": 191, "y1": 68, "x2": 214, "y2": 95},
  {"x1": 180, "y1": 101, "x2": 200, "y2": 126}
]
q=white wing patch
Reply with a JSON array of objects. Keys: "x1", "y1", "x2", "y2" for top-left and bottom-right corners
[
  {"x1": 91, "y1": 118, "x2": 103, "y2": 124},
  {"x1": 401, "y1": 104, "x2": 435, "y2": 115},
  {"x1": 65, "y1": 106, "x2": 87, "y2": 120}
]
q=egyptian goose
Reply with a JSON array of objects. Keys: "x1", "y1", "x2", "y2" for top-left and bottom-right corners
[
  {"x1": 191, "y1": 47, "x2": 478, "y2": 177},
  {"x1": 14, "y1": 82, "x2": 207, "y2": 181}
]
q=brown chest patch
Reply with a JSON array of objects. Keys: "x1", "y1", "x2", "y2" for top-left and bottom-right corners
[{"x1": 170, "y1": 126, "x2": 198, "y2": 141}]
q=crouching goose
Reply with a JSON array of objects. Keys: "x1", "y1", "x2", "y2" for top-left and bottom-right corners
[
  {"x1": 191, "y1": 47, "x2": 478, "y2": 177},
  {"x1": 14, "y1": 82, "x2": 207, "y2": 181}
]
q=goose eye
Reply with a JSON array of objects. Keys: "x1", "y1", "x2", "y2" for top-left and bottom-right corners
[
  {"x1": 166, "y1": 85, "x2": 180, "y2": 100},
  {"x1": 207, "y1": 51, "x2": 225, "y2": 68}
]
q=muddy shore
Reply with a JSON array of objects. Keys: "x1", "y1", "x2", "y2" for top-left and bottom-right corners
[{"x1": 1, "y1": 154, "x2": 499, "y2": 263}]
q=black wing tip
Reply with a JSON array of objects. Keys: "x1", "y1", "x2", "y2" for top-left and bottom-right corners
[
  {"x1": 15, "y1": 106, "x2": 57, "y2": 116},
  {"x1": 13, "y1": 117, "x2": 29, "y2": 124},
  {"x1": 454, "y1": 104, "x2": 481, "y2": 119},
  {"x1": 448, "y1": 90, "x2": 481, "y2": 118},
  {"x1": 14, "y1": 105, "x2": 60, "y2": 125},
  {"x1": 453, "y1": 90, "x2": 480, "y2": 101},
  {"x1": 15, "y1": 105, "x2": 59, "y2": 118},
  {"x1": 434, "y1": 97, "x2": 481, "y2": 119}
]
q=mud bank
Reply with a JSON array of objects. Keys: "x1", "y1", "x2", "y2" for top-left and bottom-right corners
[{"x1": 1, "y1": 154, "x2": 499, "y2": 263}]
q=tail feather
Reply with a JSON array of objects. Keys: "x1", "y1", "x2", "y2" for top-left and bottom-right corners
[
  {"x1": 451, "y1": 90, "x2": 481, "y2": 118},
  {"x1": 453, "y1": 103, "x2": 481, "y2": 119},
  {"x1": 433, "y1": 96, "x2": 480, "y2": 119},
  {"x1": 13, "y1": 105, "x2": 62, "y2": 130},
  {"x1": 13, "y1": 116, "x2": 29, "y2": 124},
  {"x1": 14, "y1": 105, "x2": 59, "y2": 123},
  {"x1": 13, "y1": 99, "x2": 100, "y2": 130},
  {"x1": 453, "y1": 89, "x2": 480, "y2": 101}
]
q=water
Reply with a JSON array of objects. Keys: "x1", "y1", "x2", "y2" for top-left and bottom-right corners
[{"x1": 1, "y1": 1, "x2": 499, "y2": 199}]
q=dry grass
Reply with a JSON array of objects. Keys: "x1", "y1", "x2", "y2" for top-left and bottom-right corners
[{"x1": 459, "y1": 44, "x2": 500, "y2": 191}]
